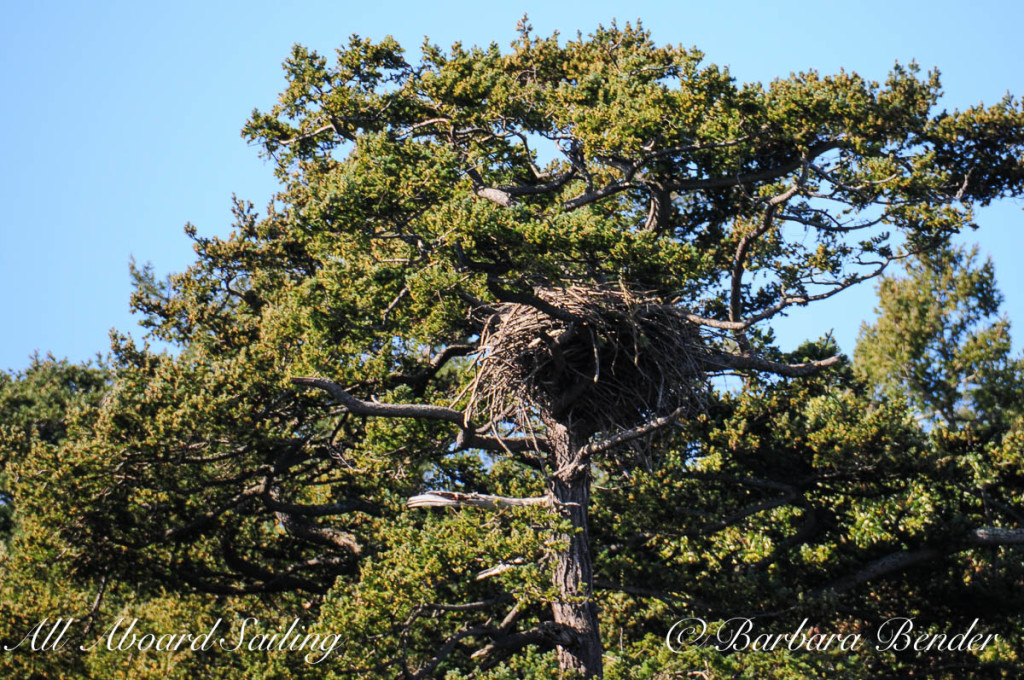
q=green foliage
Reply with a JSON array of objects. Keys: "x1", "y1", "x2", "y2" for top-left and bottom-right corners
[
  {"x1": 856, "y1": 245, "x2": 1024, "y2": 431},
  {"x1": 4, "y1": 20, "x2": 1024, "y2": 679}
]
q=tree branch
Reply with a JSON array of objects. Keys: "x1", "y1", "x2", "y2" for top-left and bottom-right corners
[
  {"x1": 705, "y1": 352, "x2": 842, "y2": 377},
  {"x1": 969, "y1": 526, "x2": 1024, "y2": 545},
  {"x1": 220, "y1": 532, "x2": 329, "y2": 593},
  {"x1": 263, "y1": 495, "x2": 379, "y2": 518},
  {"x1": 407, "y1": 491, "x2": 553, "y2": 510},
  {"x1": 578, "y1": 405, "x2": 689, "y2": 460},
  {"x1": 390, "y1": 343, "x2": 476, "y2": 397},
  {"x1": 810, "y1": 526, "x2": 1024, "y2": 599},
  {"x1": 486, "y1": 278, "x2": 579, "y2": 323},
  {"x1": 593, "y1": 579, "x2": 720, "y2": 613},
  {"x1": 273, "y1": 510, "x2": 363, "y2": 554},
  {"x1": 470, "y1": 621, "x2": 576, "y2": 669},
  {"x1": 550, "y1": 404, "x2": 691, "y2": 481},
  {"x1": 563, "y1": 180, "x2": 634, "y2": 210},
  {"x1": 665, "y1": 141, "x2": 840, "y2": 192},
  {"x1": 293, "y1": 376, "x2": 549, "y2": 457},
  {"x1": 466, "y1": 167, "x2": 576, "y2": 207},
  {"x1": 457, "y1": 429, "x2": 551, "y2": 455},
  {"x1": 690, "y1": 492, "x2": 799, "y2": 535},
  {"x1": 291, "y1": 377, "x2": 465, "y2": 425}
]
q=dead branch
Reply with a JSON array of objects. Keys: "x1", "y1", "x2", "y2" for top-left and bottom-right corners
[
  {"x1": 407, "y1": 491, "x2": 553, "y2": 510},
  {"x1": 705, "y1": 353, "x2": 842, "y2": 377}
]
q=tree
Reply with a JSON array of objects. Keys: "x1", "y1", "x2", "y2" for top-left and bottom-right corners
[
  {"x1": 6, "y1": 20, "x2": 1024, "y2": 679},
  {"x1": 856, "y1": 244, "x2": 1024, "y2": 431}
]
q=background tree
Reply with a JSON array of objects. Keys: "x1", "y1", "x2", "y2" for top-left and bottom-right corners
[
  {"x1": 4, "y1": 20, "x2": 1024, "y2": 679},
  {"x1": 0, "y1": 358, "x2": 277, "y2": 680},
  {"x1": 856, "y1": 244, "x2": 1024, "y2": 431}
]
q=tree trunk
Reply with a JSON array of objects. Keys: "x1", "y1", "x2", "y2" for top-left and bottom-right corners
[{"x1": 545, "y1": 417, "x2": 603, "y2": 678}]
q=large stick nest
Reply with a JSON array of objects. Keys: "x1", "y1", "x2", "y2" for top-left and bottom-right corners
[{"x1": 470, "y1": 285, "x2": 711, "y2": 435}]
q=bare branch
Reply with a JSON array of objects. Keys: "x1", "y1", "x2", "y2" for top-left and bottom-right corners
[
  {"x1": 391, "y1": 343, "x2": 476, "y2": 396},
  {"x1": 642, "y1": 188, "x2": 671, "y2": 233},
  {"x1": 475, "y1": 185, "x2": 516, "y2": 207},
  {"x1": 403, "y1": 117, "x2": 452, "y2": 135},
  {"x1": 475, "y1": 557, "x2": 527, "y2": 580},
  {"x1": 810, "y1": 546, "x2": 942, "y2": 600},
  {"x1": 549, "y1": 404, "x2": 692, "y2": 481},
  {"x1": 429, "y1": 343, "x2": 476, "y2": 371},
  {"x1": 163, "y1": 485, "x2": 262, "y2": 540},
  {"x1": 778, "y1": 208, "x2": 886, "y2": 233},
  {"x1": 292, "y1": 376, "x2": 549, "y2": 457},
  {"x1": 683, "y1": 313, "x2": 750, "y2": 331},
  {"x1": 715, "y1": 265, "x2": 891, "y2": 332},
  {"x1": 705, "y1": 352, "x2": 842, "y2": 377},
  {"x1": 969, "y1": 526, "x2": 1024, "y2": 545},
  {"x1": 457, "y1": 428, "x2": 551, "y2": 455},
  {"x1": 409, "y1": 625, "x2": 493, "y2": 680},
  {"x1": 291, "y1": 377, "x2": 465, "y2": 426},
  {"x1": 407, "y1": 491, "x2": 553, "y2": 510},
  {"x1": 578, "y1": 405, "x2": 689, "y2": 460},
  {"x1": 466, "y1": 166, "x2": 577, "y2": 208},
  {"x1": 635, "y1": 134, "x2": 753, "y2": 163},
  {"x1": 685, "y1": 260, "x2": 889, "y2": 332},
  {"x1": 808, "y1": 161, "x2": 900, "y2": 193},
  {"x1": 682, "y1": 472, "x2": 801, "y2": 493},
  {"x1": 593, "y1": 579, "x2": 720, "y2": 613},
  {"x1": 505, "y1": 168, "x2": 577, "y2": 196},
  {"x1": 177, "y1": 567, "x2": 324, "y2": 596},
  {"x1": 381, "y1": 286, "x2": 409, "y2": 324},
  {"x1": 221, "y1": 533, "x2": 330, "y2": 593},
  {"x1": 422, "y1": 594, "x2": 515, "y2": 612}
]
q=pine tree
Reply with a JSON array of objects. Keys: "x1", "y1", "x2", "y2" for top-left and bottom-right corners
[{"x1": 6, "y1": 20, "x2": 1024, "y2": 678}]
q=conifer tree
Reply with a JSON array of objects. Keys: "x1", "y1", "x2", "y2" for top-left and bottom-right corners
[{"x1": 5, "y1": 20, "x2": 1024, "y2": 679}]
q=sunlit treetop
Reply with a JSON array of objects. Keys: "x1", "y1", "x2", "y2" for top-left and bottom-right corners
[{"x1": 130, "y1": 21, "x2": 1024, "y2": 386}]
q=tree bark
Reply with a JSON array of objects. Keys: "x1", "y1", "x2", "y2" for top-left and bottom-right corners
[{"x1": 545, "y1": 416, "x2": 603, "y2": 678}]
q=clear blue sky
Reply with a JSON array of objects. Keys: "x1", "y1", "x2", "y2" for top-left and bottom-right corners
[{"x1": 2, "y1": 0, "x2": 1022, "y2": 371}]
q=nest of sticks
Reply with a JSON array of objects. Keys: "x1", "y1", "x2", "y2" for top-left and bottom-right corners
[{"x1": 470, "y1": 285, "x2": 710, "y2": 436}]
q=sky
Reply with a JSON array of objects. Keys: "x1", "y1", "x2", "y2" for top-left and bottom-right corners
[{"x1": 1, "y1": 0, "x2": 1022, "y2": 371}]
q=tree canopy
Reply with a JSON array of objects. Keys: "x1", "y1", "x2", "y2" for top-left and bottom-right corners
[{"x1": 3, "y1": 20, "x2": 1024, "y2": 679}]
